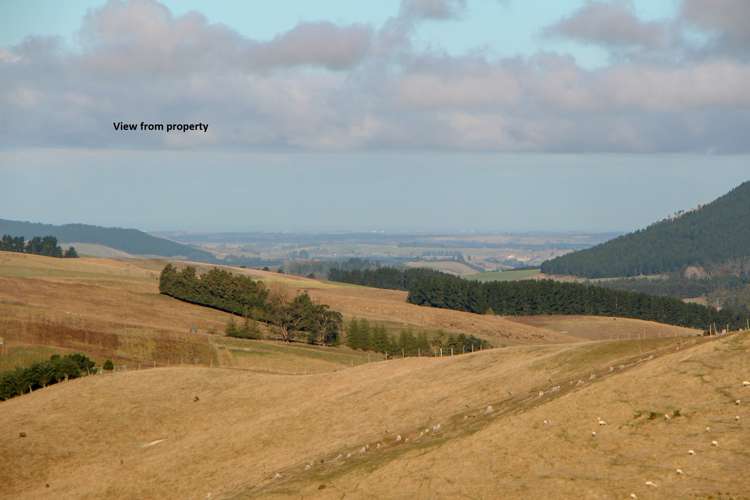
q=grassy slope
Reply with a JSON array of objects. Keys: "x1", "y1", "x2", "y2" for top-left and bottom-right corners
[
  {"x1": 1, "y1": 333, "x2": 748, "y2": 498},
  {"x1": 0, "y1": 252, "x2": 374, "y2": 373},
  {"x1": 467, "y1": 268, "x2": 542, "y2": 282},
  {"x1": 0, "y1": 252, "x2": 699, "y2": 374}
]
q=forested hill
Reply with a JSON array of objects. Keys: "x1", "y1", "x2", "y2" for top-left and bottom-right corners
[
  {"x1": 0, "y1": 219, "x2": 214, "y2": 261},
  {"x1": 541, "y1": 181, "x2": 750, "y2": 278}
]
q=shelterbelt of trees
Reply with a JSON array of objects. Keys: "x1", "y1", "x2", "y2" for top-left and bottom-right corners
[
  {"x1": 0, "y1": 234, "x2": 77, "y2": 258},
  {"x1": 329, "y1": 267, "x2": 747, "y2": 331},
  {"x1": 159, "y1": 265, "x2": 342, "y2": 345},
  {"x1": 541, "y1": 180, "x2": 750, "y2": 278},
  {"x1": 346, "y1": 318, "x2": 489, "y2": 357},
  {"x1": 0, "y1": 354, "x2": 96, "y2": 401}
]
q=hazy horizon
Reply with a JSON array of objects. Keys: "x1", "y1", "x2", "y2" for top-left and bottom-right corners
[{"x1": 2, "y1": 1, "x2": 749, "y2": 233}]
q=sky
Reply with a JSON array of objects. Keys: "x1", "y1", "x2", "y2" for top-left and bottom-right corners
[{"x1": 1, "y1": 0, "x2": 749, "y2": 233}]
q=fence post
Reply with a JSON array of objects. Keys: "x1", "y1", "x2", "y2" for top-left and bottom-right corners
[{"x1": 450, "y1": 347, "x2": 453, "y2": 357}]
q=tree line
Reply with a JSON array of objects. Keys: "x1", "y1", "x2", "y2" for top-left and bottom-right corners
[
  {"x1": 345, "y1": 318, "x2": 489, "y2": 356},
  {"x1": 0, "y1": 234, "x2": 78, "y2": 258},
  {"x1": 0, "y1": 353, "x2": 97, "y2": 401},
  {"x1": 541, "y1": 180, "x2": 750, "y2": 278},
  {"x1": 328, "y1": 266, "x2": 747, "y2": 331},
  {"x1": 328, "y1": 266, "x2": 445, "y2": 291},
  {"x1": 159, "y1": 264, "x2": 343, "y2": 345}
]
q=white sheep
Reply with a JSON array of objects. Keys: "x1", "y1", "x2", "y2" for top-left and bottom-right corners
[
  {"x1": 705, "y1": 426, "x2": 711, "y2": 432},
  {"x1": 432, "y1": 423, "x2": 441, "y2": 432},
  {"x1": 485, "y1": 405, "x2": 494, "y2": 414},
  {"x1": 711, "y1": 440, "x2": 719, "y2": 447},
  {"x1": 688, "y1": 449, "x2": 695, "y2": 455},
  {"x1": 645, "y1": 480, "x2": 658, "y2": 487},
  {"x1": 676, "y1": 468, "x2": 684, "y2": 475},
  {"x1": 395, "y1": 435, "x2": 402, "y2": 442},
  {"x1": 736, "y1": 415, "x2": 741, "y2": 421},
  {"x1": 597, "y1": 418, "x2": 607, "y2": 426},
  {"x1": 591, "y1": 431, "x2": 597, "y2": 437},
  {"x1": 736, "y1": 399, "x2": 742, "y2": 405},
  {"x1": 743, "y1": 381, "x2": 749, "y2": 387}
]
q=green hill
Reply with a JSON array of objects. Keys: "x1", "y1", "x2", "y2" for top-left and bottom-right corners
[
  {"x1": 0, "y1": 219, "x2": 215, "y2": 261},
  {"x1": 541, "y1": 181, "x2": 750, "y2": 278}
]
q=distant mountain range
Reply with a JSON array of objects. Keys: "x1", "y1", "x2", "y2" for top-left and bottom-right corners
[
  {"x1": 0, "y1": 219, "x2": 215, "y2": 261},
  {"x1": 542, "y1": 181, "x2": 750, "y2": 278}
]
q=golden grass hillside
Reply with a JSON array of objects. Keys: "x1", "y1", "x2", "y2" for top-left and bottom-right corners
[
  {"x1": 1, "y1": 333, "x2": 747, "y2": 499},
  {"x1": 0, "y1": 252, "x2": 700, "y2": 374}
]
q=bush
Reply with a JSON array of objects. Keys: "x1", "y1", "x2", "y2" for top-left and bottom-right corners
[
  {"x1": 103, "y1": 360, "x2": 114, "y2": 371},
  {"x1": 227, "y1": 317, "x2": 263, "y2": 340}
]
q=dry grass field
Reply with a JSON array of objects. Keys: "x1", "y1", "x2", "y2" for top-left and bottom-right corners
[
  {"x1": 1, "y1": 333, "x2": 748, "y2": 499},
  {"x1": 404, "y1": 260, "x2": 479, "y2": 276},
  {"x1": 507, "y1": 315, "x2": 698, "y2": 341},
  {"x1": 0, "y1": 252, "x2": 700, "y2": 374},
  {"x1": 0, "y1": 251, "x2": 745, "y2": 498}
]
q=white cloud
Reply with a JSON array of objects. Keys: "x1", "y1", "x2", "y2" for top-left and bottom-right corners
[{"x1": 1, "y1": 0, "x2": 749, "y2": 153}]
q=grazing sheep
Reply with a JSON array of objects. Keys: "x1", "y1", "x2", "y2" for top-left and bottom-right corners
[
  {"x1": 736, "y1": 400, "x2": 742, "y2": 405},
  {"x1": 664, "y1": 414, "x2": 671, "y2": 421},
  {"x1": 376, "y1": 443, "x2": 381, "y2": 449},
  {"x1": 743, "y1": 381, "x2": 749, "y2": 387},
  {"x1": 597, "y1": 418, "x2": 607, "y2": 426},
  {"x1": 705, "y1": 426, "x2": 711, "y2": 432},
  {"x1": 485, "y1": 405, "x2": 494, "y2": 414},
  {"x1": 432, "y1": 424, "x2": 441, "y2": 432},
  {"x1": 676, "y1": 468, "x2": 684, "y2": 475},
  {"x1": 305, "y1": 464, "x2": 311, "y2": 471},
  {"x1": 736, "y1": 415, "x2": 741, "y2": 421},
  {"x1": 273, "y1": 473, "x2": 282, "y2": 480},
  {"x1": 688, "y1": 449, "x2": 695, "y2": 455},
  {"x1": 543, "y1": 419, "x2": 549, "y2": 425},
  {"x1": 591, "y1": 431, "x2": 597, "y2": 437},
  {"x1": 711, "y1": 440, "x2": 719, "y2": 447},
  {"x1": 360, "y1": 446, "x2": 367, "y2": 454},
  {"x1": 395, "y1": 435, "x2": 402, "y2": 442},
  {"x1": 645, "y1": 480, "x2": 658, "y2": 487},
  {"x1": 630, "y1": 493, "x2": 638, "y2": 499},
  {"x1": 538, "y1": 391, "x2": 544, "y2": 397},
  {"x1": 346, "y1": 452, "x2": 352, "y2": 458}
]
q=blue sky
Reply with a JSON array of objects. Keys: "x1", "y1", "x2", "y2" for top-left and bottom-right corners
[{"x1": 1, "y1": 0, "x2": 748, "y2": 233}]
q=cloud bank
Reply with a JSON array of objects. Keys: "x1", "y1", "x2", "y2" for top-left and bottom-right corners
[{"x1": 1, "y1": 0, "x2": 749, "y2": 153}]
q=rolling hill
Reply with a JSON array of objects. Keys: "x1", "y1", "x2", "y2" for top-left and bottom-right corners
[
  {"x1": 1, "y1": 331, "x2": 747, "y2": 498},
  {"x1": 0, "y1": 218, "x2": 215, "y2": 261},
  {"x1": 3, "y1": 251, "x2": 740, "y2": 498},
  {"x1": 541, "y1": 180, "x2": 750, "y2": 278}
]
